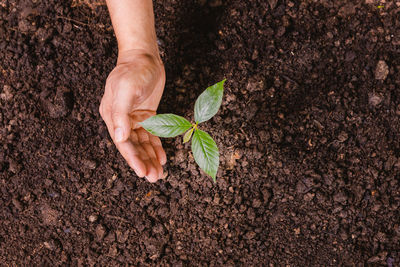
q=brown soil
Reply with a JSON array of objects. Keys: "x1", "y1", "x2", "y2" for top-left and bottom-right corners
[{"x1": 1, "y1": 0, "x2": 400, "y2": 265}]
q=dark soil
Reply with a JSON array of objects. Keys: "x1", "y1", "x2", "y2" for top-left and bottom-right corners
[{"x1": 1, "y1": 0, "x2": 400, "y2": 265}]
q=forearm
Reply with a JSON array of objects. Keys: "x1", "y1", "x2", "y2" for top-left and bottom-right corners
[{"x1": 106, "y1": 0, "x2": 160, "y2": 59}]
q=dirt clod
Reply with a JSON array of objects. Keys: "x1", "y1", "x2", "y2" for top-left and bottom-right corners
[
  {"x1": 1, "y1": 1, "x2": 399, "y2": 266},
  {"x1": 95, "y1": 224, "x2": 106, "y2": 241},
  {"x1": 333, "y1": 192, "x2": 348, "y2": 204},
  {"x1": 369, "y1": 94, "x2": 383, "y2": 106},
  {"x1": 40, "y1": 205, "x2": 59, "y2": 225}
]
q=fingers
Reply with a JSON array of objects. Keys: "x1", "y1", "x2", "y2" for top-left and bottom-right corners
[
  {"x1": 99, "y1": 54, "x2": 166, "y2": 184},
  {"x1": 111, "y1": 111, "x2": 131, "y2": 143},
  {"x1": 130, "y1": 130, "x2": 157, "y2": 182},
  {"x1": 100, "y1": 104, "x2": 162, "y2": 183},
  {"x1": 99, "y1": 102, "x2": 115, "y2": 140},
  {"x1": 137, "y1": 128, "x2": 163, "y2": 181},
  {"x1": 115, "y1": 140, "x2": 147, "y2": 178},
  {"x1": 130, "y1": 110, "x2": 156, "y2": 130},
  {"x1": 148, "y1": 134, "x2": 167, "y2": 165},
  {"x1": 100, "y1": 103, "x2": 149, "y2": 179},
  {"x1": 110, "y1": 79, "x2": 143, "y2": 143}
]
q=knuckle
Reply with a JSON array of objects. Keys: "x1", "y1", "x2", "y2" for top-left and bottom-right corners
[
  {"x1": 99, "y1": 102, "x2": 113, "y2": 121},
  {"x1": 111, "y1": 109, "x2": 122, "y2": 119},
  {"x1": 115, "y1": 75, "x2": 131, "y2": 88},
  {"x1": 111, "y1": 110, "x2": 127, "y2": 123}
]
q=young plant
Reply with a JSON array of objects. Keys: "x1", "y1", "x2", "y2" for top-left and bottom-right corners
[{"x1": 139, "y1": 80, "x2": 226, "y2": 182}]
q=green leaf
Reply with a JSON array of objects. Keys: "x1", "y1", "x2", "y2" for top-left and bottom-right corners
[
  {"x1": 191, "y1": 129, "x2": 219, "y2": 181},
  {"x1": 139, "y1": 114, "x2": 192, "y2": 138},
  {"x1": 183, "y1": 127, "x2": 194, "y2": 143},
  {"x1": 194, "y1": 79, "x2": 226, "y2": 124}
]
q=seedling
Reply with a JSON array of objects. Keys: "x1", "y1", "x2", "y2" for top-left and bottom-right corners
[{"x1": 140, "y1": 80, "x2": 226, "y2": 182}]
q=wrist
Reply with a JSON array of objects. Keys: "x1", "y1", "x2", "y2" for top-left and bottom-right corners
[
  {"x1": 117, "y1": 37, "x2": 159, "y2": 53},
  {"x1": 117, "y1": 47, "x2": 163, "y2": 66}
]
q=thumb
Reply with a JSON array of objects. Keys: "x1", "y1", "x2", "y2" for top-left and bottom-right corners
[
  {"x1": 112, "y1": 110, "x2": 131, "y2": 143},
  {"x1": 111, "y1": 82, "x2": 142, "y2": 143}
]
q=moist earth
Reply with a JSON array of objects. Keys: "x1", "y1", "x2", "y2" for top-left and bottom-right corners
[{"x1": 1, "y1": 0, "x2": 400, "y2": 265}]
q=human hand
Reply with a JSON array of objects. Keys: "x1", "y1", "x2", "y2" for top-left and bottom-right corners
[{"x1": 99, "y1": 49, "x2": 166, "y2": 183}]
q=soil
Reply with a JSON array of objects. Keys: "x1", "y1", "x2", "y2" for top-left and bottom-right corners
[{"x1": 1, "y1": 0, "x2": 400, "y2": 265}]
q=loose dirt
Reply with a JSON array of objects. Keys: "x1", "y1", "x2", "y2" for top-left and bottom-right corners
[{"x1": 1, "y1": 0, "x2": 399, "y2": 265}]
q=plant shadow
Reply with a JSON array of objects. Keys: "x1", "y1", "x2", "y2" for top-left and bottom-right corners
[{"x1": 155, "y1": 1, "x2": 228, "y2": 116}]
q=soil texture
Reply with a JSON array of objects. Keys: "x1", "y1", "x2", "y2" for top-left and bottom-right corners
[{"x1": 1, "y1": 0, "x2": 400, "y2": 265}]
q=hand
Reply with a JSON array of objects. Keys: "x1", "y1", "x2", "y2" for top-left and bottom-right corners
[{"x1": 99, "y1": 49, "x2": 166, "y2": 183}]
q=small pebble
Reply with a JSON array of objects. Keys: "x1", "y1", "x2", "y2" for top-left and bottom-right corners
[
  {"x1": 43, "y1": 240, "x2": 56, "y2": 250},
  {"x1": 88, "y1": 214, "x2": 98, "y2": 223},
  {"x1": 375, "y1": 60, "x2": 389, "y2": 80}
]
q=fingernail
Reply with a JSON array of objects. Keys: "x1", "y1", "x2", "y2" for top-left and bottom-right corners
[{"x1": 115, "y1": 128, "x2": 124, "y2": 142}]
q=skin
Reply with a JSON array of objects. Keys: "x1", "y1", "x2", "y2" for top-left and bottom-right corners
[{"x1": 100, "y1": 0, "x2": 166, "y2": 183}]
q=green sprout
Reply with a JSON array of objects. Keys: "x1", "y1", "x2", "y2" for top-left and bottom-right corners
[{"x1": 139, "y1": 80, "x2": 226, "y2": 182}]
